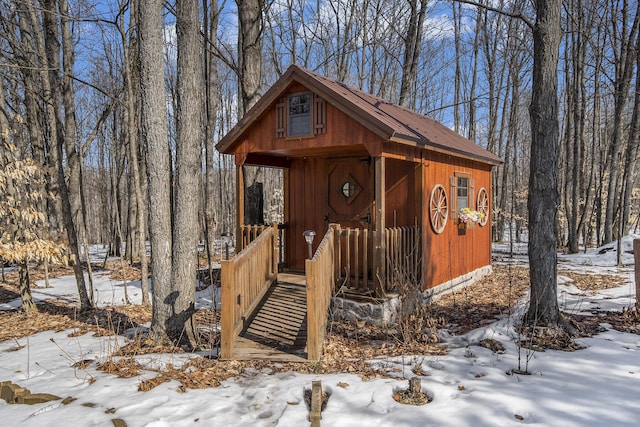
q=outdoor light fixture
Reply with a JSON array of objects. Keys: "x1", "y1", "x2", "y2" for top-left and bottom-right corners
[
  {"x1": 303, "y1": 230, "x2": 316, "y2": 259},
  {"x1": 221, "y1": 231, "x2": 232, "y2": 260}
]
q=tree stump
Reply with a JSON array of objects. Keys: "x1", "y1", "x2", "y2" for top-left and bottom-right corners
[
  {"x1": 408, "y1": 377, "x2": 422, "y2": 396},
  {"x1": 392, "y1": 377, "x2": 430, "y2": 406}
]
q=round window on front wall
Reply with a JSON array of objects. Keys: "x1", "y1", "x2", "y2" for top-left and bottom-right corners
[{"x1": 341, "y1": 181, "x2": 355, "y2": 199}]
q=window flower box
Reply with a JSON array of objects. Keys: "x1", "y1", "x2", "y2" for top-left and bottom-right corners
[{"x1": 458, "y1": 207, "x2": 484, "y2": 229}]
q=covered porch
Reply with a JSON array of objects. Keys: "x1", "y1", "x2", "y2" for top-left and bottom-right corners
[{"x1": 235, "y1": 149, "x2": 425, "y2": 298}]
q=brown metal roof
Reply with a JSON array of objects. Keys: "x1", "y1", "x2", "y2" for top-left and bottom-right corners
[{"x1": 216, "y1": 65, "x2": 503, "y2": 166}]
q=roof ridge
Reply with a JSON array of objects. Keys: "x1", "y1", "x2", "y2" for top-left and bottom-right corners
[
  {"x1": 299, "y1": 66, "x2": 443, "y2": 142},
  {"x1": 217, "y1": 64, "x2": 502, "y2": 166}
]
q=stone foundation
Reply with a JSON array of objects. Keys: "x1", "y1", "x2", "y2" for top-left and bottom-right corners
[{"x1": 331, "y1": 265, "x2": 493, "y2": 326}]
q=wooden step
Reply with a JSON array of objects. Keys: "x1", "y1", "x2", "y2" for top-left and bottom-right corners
[{"x1": 236, "y1": 279, "x2": 308, "y2": 358}]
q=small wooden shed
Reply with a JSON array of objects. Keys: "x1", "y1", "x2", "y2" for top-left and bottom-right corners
[{"x1": 217, "y1": 64, "x2": 501, "y2": 298}]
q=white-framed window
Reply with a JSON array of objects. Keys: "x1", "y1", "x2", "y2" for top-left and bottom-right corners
[
  {"x1": 457, "y1": 176, "x2": 469, "y2": 211},
  {"x1": 450, "y1": 172, "x2": 474, "y2": 219},
  {"x1": 288, "y1": 92, "x2": 312, "y2": 136},
  {"x1": 276, "y1": 92, "x2": 326, "y2": 138}
]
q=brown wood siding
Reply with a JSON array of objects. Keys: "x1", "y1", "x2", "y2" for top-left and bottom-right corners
[
  {"x1": 385, "y1": 158, "x2": 418, "y2": 228},
  {"x1": 287, "y1": 157, "x2": 329, "y2": 271},
  {"x1": 234, "y1": 92, "x2": 386, "y2": 160},
  {"x1": 422, "y1": 151, "x2": 493, "y2": 289}
]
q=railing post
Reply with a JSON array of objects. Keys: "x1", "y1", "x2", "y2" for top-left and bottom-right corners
[
  {"x1": 220, "y1": 258, "x2": 235, "y2": 359},
  {"x1": 374, "y1": 156, "x2": 386, "y2": 296},
  {"x1": 362, "y1": 228, "x2": 369, "y2": 287},
  {"x1": 354, "y1": 228, "x2": 360, "y2": 289},
  {"x1": 333, "y1": 224, "x2": 341, "y2": 290},
  {"x1": 236, "y1": 166, "x2": 245, "y2": 251},
  {"x1": 306, "y1": 257, "x2": 319, "y2": 361},
  {"x1": 272, "y1": 223, "x2": 278, "y2": 280}
]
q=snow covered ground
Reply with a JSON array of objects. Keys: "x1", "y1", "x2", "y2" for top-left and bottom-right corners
[{"x1": 1, "y1": 239, "x2": 639, "y2": 426}]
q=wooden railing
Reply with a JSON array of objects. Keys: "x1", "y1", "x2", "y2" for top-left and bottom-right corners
[
  {"x1": 333, "y1": 224, "x2": 374, "y2": 292},
  {"x1": 309, "y1": 224, "x2": 423, "y2": 295},
  {"x1": 220, "y1": 223, "x2": 278, "y2": 359},
  {"x1": 240, "y1": 223, "x2": 287, "y2": 269},
  {"x1": 385, "y1": 226, "x2": 422, "y2": 291},
  {"x1": 240, "y1": 224, "x2": 269, "y2": 248},
  {"x1": 305, "y1": 226, "x2": 336, "y2": 361}
]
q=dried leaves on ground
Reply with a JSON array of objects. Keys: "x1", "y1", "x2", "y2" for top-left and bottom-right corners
[
  {"x1": 558, "y1": 271, "x2": 627, "y2": 292},
  {"x1": 0, "y1": 300, "x2": 151, "y2": 342},
  {"x1": 430, "y1": 265, "x2": 530, "y2": 335},
  {"x1": 2, "y1": 263, "x2": 639, "y2": 392}
]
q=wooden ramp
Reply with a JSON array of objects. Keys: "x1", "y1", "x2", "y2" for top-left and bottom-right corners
[{"x1": 233, "y1": 275, "x2": 308, "y2": 361}]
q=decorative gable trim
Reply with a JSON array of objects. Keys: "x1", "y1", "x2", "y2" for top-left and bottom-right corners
[
  {"x1": 313, "y1": 94, "x2": 326, "y2": 135},
  {"x1": 275, "y1": 96, "x2": 286, "y2": 138}
]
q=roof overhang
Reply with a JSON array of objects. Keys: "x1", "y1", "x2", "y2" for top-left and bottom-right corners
[{"x1": 216, "y1": 65, "x2": 503, "y2": 167}]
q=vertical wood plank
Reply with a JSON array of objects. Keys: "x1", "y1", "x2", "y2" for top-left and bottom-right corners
[
  {"x1": 345, "y1": 228, "x2": 351, "y2": 287},
  {"x1": 337, "y1": 226, "x2": 343, "y2": 288},
  {"x1": 354, "y1": 228, "x2": 360, "y2": 289},
  {"x1": 272, "y1": 223, "x2": 278, "y2": 279},
  {"x1": 283, "y1": 168, "x2": 290, "y2": 268},
  {"x1": 374, "y1": 156, "x2": 386, "y2": 295},
  {"x1": 221, "y1": 258, "x2": 235, "y2": 359},
  {"x1": 306, "y1": 257, "x2": 318, "y2": 360},
  {"x1": 363, "y1": 228, "x2": 368, "y2": 287},
  {"x1": 386, "y1": 228, "x2": 390, "y2": 286},
  {"x1": 236, "y1": 165, "x2": 245, "y2": 251},
  {"x1": 332, "y1": 224, "x2": 340, "y2": 290}
]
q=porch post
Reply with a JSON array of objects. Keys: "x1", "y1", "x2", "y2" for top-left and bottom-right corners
[
  {"x1": 235, "y1": 165, "x2": 245, "y2": 251},
  {"x1": 418, "y1": 157, "x2": 426, "y2": 289},
  {"x1": 373, "y1": 156, "x2": 386, "y2": 295}
]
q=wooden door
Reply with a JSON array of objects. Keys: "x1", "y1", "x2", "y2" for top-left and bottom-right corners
[
  {"x1": 325, "y1": 158, "x2": 373, "y2": 228},
  {"x1": 326, "y1": 157, "x2": 373, "y2": 290}
]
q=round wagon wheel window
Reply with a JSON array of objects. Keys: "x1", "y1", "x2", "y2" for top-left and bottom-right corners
[
  {"x1": 477, "y1": 187, "x2": 489, "y2": 227},
  {"x1": 429, "y1": 184, "x2": 448, "y2": 234}
]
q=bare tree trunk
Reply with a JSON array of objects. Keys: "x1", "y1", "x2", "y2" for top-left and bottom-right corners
[
  {"x1": 169, "y1": 0, "x2": 203, "y2": 348},
  {"x1": 468, "y1": 6, "x2": 483, "y2": 142},
  {"x1": 236, "y1": 0, "x2": 264, "y2": 115},
  {"x1": 29, "y1": 0, "x2": 91, "y2": 310},
  {"x1": 399, "y1": 0, "x2": 428, "y2": 108},
  {"x1": 603, "y1": 1, "x2": 639, "y2": 243},
  {"x1": 621, "y1": 32, "x2": 640, "y2": 236},
  {"x1": 452, "y1": 0, "x2": 462, "y2": 133},
  {"x1": 237, "y1": 0, "x2": 265, "y2": 227},
  {"x1": 119, "y1": 0, "x2": 150, "y2": 305},
  {"x1": 18, "y1": 262, "x2": 37, "y2": 312},
  {"x1": 331, "y1": 0, "x2": 357, "y2": 83},
  {"x1": 140, "y1": 0, "x2": 174, "y2": 344},
  {"x1": 59, "y1": 0, "x2": 93, "y2": 306},
  {"x1": 526, "y1": 0, "x2": 561, "y2": 326},
  {"x1": 59, "y1": 0, "x2": 85, "y2": 244},
  {"x1": 203, "y1": 0, "x2": 220, "y2": 285},
  {"x1": 15, "y1": 2, "x2": 63, "y2": 236}
]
